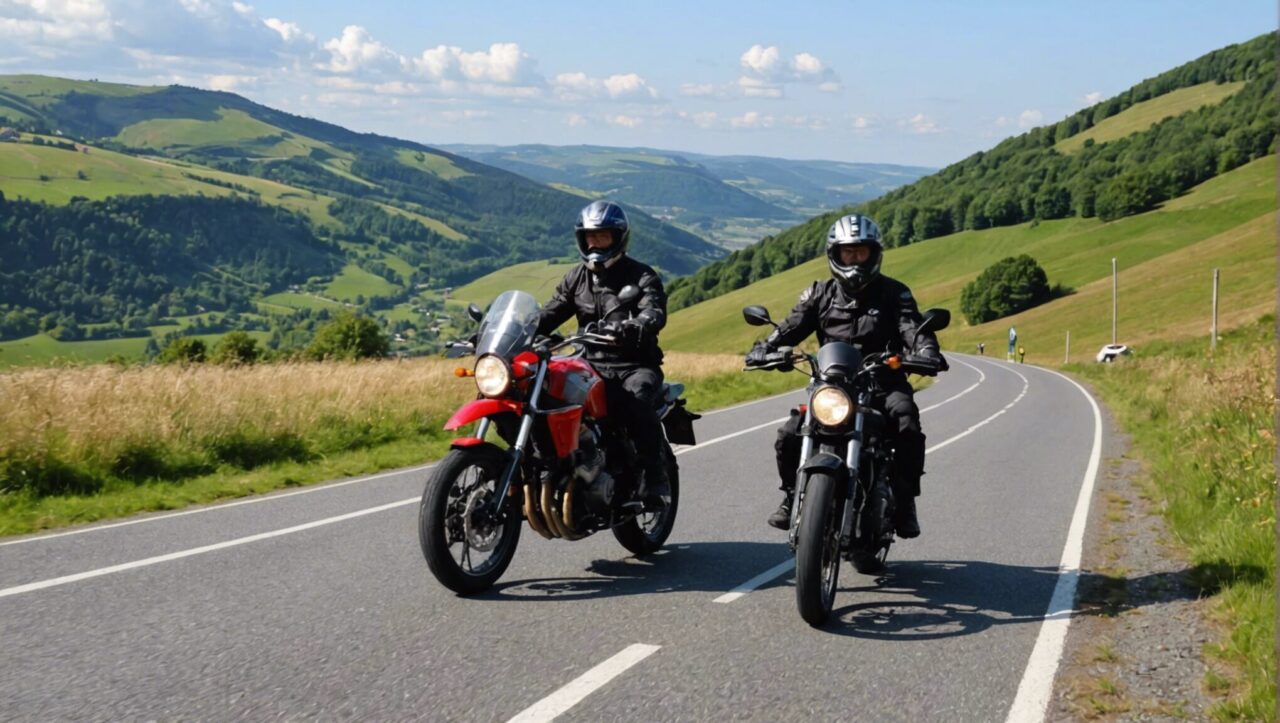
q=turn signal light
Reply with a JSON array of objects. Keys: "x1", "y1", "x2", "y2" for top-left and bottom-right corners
[
  {"x1": 454, "y1": 367, "x2": 474, "y2": 378},
  {"x1": 886, "y1": 355, "x2": 902, "y2": 370}
]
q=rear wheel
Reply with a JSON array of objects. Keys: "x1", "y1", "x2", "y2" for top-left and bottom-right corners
[
  {"x1": 419, "y1": 445, "x2": 522, "y2": 595},
  {"x1": 613, "y1": 442, "x2": 680, "y2": 555},
  {"x1": 795, "y1": 470, "x2": 840, "y2": 626}
]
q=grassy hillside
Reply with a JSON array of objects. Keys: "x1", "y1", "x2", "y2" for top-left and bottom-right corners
[
  {"x1": 449, "y1": 259, "x2": 577, "y2": 307},
  {"x1": 667, "y1": 33, "x2": 1275, "y2": 310},
  {"x1": 1055, "y1": 80, "x2": 1246, "y2": 153},
  {"x1": 662, "y1": 156, "x2": 1275, "y2": 356}
]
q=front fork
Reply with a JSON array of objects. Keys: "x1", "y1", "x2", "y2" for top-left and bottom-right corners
[
  {"x1": 787, "y1": 397, "x2": 868, "y2": 550},
  {"x1": 489, "y1": 358, "x2": 549, "y2": 515}
]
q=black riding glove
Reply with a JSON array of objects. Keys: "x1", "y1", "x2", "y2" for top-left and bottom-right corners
[{"x1": 745, "y1": 341, "x2": 774, "y2": 366}]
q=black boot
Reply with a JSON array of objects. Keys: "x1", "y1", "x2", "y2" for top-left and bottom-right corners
[
  {"x1": 894, "y1": 495, "x2": 920, "y2": 539},
  {"x1": 767, "y1": 492, "x2": 793, "y2": 530}
]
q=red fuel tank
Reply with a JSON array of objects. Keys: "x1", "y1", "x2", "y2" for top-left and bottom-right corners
[{"x1": 546, "y1": 357, "x2": 608, "y2": 418}]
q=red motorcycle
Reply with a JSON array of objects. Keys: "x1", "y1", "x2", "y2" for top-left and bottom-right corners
[{"x1": 419, "y1": 288, "x2": 698, "y2": 594}]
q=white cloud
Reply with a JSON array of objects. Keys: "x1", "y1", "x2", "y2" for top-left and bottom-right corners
[
  {"x1": 553, "y1": 71, "x2": 657, "y2": 101},
  {"x1": 411, "y1": 42, "x2": 536, "y2": 85},
  {"x1": 853, "y1": 115, "x2": 875, "y2": 130},
  {"x1": 264, "y1": 17, "x2": 308, "y2": 44},
  {"x1": 679, "y1": 82, "x2": 718, "y2": 97},
  {"x1": 900, "y1": 113, "x2": 940, "y2": 134},
  {"x1": 740, "y1": 44, "x2": 782, "y2": 77},
  {"x1": 565, "y1": 113, "x2": 587, "y2": 127},
  {"x1": 0, "y1": 0, "x2": 114, "y2": 47},
  {"x1": 322, "y1": 25, "x2": 402, "y2": 74},
  {"x1": 818, "y1": 81, "x2": 842, "y2": 93},
  {"x1": 995, "y1": 115, "x2": 1010, "y2": 127},
  {"x1": 783, "y1": 114, "x2": 829, "y2": 130},
  {"x1": 206, "y1": 73, "x2": 257, "y2": 91},
  {"x1": 730, "y1": 110, "x2": 775, "y2": 129},
  {"x1": 1017, "y1": 108, "x2": 1043, "y2": 128},
  {"x1": 790, "y1": 52, "x2": 824, "y2": 76},
  {"x1": 738, "y1": 75, "x2": 782, "y2": 99},
  {"x1": 605, "y1": 113, "x2": 642, "y2": 128},
  {"x1": 690, "y1": 111, "x2": 717, "y2": 129},
  {"x1": 1083, "y1": 90, "x2": 1103, "y2": 105}
]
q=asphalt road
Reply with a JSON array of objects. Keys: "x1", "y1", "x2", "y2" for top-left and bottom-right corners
[{"x1": 0, "y1": 353, "x2": 1106, "y2": 722}]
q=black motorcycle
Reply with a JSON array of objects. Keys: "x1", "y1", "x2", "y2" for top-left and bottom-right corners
[{"x1": 742, "y1": 304, "x2": 949, "y2": 626}]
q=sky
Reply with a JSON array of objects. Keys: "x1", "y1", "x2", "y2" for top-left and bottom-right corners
[{"x1": 0, "y1": 1, "x2": 1273, "y2": 167}]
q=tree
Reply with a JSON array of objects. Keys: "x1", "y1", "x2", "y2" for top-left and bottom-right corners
[
  {"x1": 211, "y1": 331, "x2": 260, "y2": 365},
  {"x1": 959, "y1": 255, "x2": 1052, "y2": 326},
  {"x1": 157, "y1": 337, "x2": 207, "y2": 364},
  {"x1": 305, "y1": 313, "x2": 389, "y2": 360}
]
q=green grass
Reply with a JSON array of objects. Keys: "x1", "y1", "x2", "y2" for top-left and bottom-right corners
[
  {"x1": 375, "y1": 202, "x2": 467, "y2": 240},
  {"x1": 1056, "y1": 81, "x2": 1246, "y2": 153},
  {"x1": 325, "y1": 263, "x2": 400, "y2": 301},
  {"x1": 115, "y1": 108, "x2": 349, "y2": 161},
  {"x1": 1072, "y1": 319, "x2": 1275, "y2": 720},
  {"x1": 662, "y1": 155, "x2": 1276, "y2": 358},
  {"x1": 395, "y1": 148, "x2": 471, "y2": 180},
  {"x1": 450, "y1": 259, "x2": 578, "y2": 307},
  {"x1": 0, "y1": 136, "x2": 339, "y2": 226},
  {"x1": 0, "y1": 74, "x2": 157, "y2": 107},
  {"x1": 0, "y1": 330, "x2": 272, "y2": 368},
  {"x1": 258, "y1": 291, "x2": 347, "y2": 312}
]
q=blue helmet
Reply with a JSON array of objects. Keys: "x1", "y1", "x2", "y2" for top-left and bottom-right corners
[{"x1": 575, "y1": 200, "x2": 630, "y2": 271}]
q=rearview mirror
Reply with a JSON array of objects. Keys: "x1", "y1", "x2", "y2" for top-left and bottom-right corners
[
  {"x1": 919, "y1": 308, "x2": 951, "y2": 334},
  {"x1": 742, "y1": 305, "x2": 775, "y2": 327},
  {"x1": 467, "y1": 303, "x2": 484, "y2": 322}
]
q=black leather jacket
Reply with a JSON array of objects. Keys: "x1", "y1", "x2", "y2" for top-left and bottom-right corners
[
  {"x1": 761, "y1": 276, "x2": 943, "y2": 366},
  {"x1": 536, "y1": 256, "x2": 667, "y2": 368}
]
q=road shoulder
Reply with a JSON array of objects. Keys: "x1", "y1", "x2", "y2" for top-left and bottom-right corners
[{"x1": 1049, "y1": 417, "x2": 1218, "y2": 720}]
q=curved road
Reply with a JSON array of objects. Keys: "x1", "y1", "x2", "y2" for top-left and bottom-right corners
[{"x1": 0, "y1": 354, "x2": 1107, "y2": 721}]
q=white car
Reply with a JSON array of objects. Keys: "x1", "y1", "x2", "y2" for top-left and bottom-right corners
[{"x1": 1095, "y1": 343, "x2": 1132, "y2": 363}]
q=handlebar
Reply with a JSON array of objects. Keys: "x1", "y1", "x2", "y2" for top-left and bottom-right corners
[{"x1": 745, "y1": 347, "x2": 943, "y2": 378}]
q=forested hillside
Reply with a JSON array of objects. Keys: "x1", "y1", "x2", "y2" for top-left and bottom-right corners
[{"x1": 666, "y1": 32, "x2": 1276, "y2": 310}]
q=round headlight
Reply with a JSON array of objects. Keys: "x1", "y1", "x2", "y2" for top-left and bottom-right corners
[
  {"x1": 474, "y1": 355, "x2": 511, "y2": 398},
  {"x1": 810, "y1": 386, "x2": 852, "y2": 427}
]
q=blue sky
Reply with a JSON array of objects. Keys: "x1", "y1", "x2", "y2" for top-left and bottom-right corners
[{"x1": 0, "y1": 1, "x2": 1272, "y2": 166}]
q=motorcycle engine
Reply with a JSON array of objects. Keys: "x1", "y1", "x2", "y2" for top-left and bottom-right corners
[{"x1": 574, "y1": 423, "x2": 614, "y2": 516}]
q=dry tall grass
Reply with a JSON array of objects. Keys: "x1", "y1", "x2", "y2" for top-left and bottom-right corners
[{"x1": 0, "y1": 353, "x2": 761, "y2": 497}]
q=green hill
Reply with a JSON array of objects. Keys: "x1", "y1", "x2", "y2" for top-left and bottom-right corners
[
  {"x1": 0, "y1": 75, "x2": 724, "y2": 362},
  {"x1": 441, "y1": 144, "x2": 932, "y2": 249},
  {"x1": 666, "y1": 32, "x2": 1276, "y2": 310},
  {"x1": 662, "y1": 155, "x2": 1275, "y2": 360}
]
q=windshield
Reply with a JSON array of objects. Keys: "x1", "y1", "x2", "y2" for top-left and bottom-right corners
[{"x1": 475, "y1": 290, "x2": 542, "y2": 359}]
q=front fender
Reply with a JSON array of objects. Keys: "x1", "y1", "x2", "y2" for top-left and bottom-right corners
[
  {"x1": 800, "y1": 452, "x2": 845, "y2": 476},
  {"x1": 444, "y1": 398, "x2": 525, "y2": 431}
]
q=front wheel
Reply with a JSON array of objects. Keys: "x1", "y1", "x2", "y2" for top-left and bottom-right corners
[
  {"x1": 795, "y1": 470, "x2": 841, "y2": 626},
  {"x1": 613, "y1": 443, "x2": 680, "y2": 555},
  {"x1": 419, "y1": 445, "x2": 522, "y2": 595}
]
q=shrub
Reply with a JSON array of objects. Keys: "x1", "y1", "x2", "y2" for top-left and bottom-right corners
[
  {"x1": 157, "y1": 337, "x2": 207, "y2": 364},
  {"x1": 305, "y1": 312, "x2": 389, "y2": 361},
  {"x1": 211, "y1": 331, "x2": 260, "y2": 366},
  {"x1": 959, "y1": 255, "x2": 1051, "y2": 325}
]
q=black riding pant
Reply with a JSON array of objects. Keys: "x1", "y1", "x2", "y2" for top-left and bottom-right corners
[
  {"x1": 774, "y1": 374, "x2": 926, "y2": 498},
  {"x1": 600, "y1": 365, "x2": 664, "y2": 470}
]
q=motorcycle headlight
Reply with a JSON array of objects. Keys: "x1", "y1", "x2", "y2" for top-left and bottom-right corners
[
  {"x1": 810, "y1": 386, "x2": 852, "y2": 427},
  {"x1": 474, "y1": 354, "x2": 511, "y2": 398}
]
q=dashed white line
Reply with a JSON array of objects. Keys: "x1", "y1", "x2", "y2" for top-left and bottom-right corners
[
  {"x1": 712, "y1": 559, "x2": 795, "y2": 603},
  {"x1": 927, "y1": 362, "x2": 1029, "y2": 454},
  {"x1": 506, "y1": 643, "x2": 661, "y2": 723},
  {"x1": 920, "y1": 358, "x2": 986, "y2": 412},
  {"x1": 1004, "y1": 367, "x2": 1103, "y2": 723}
]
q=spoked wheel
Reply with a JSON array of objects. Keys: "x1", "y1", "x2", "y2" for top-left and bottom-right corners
[
  {"x1": 613, "y1": 443, "x2": 680, "y2": 555},
  {"x1": 419, "y1": 445, "x2": 522, "y2": 595},
  {"x1": 795, "y1": 470, "x2": 841, "y2": 626}
]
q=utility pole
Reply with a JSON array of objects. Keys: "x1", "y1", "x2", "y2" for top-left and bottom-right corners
[
  {"x1": 1111, "y1": 257, "x2": 1118, "y2": 346},
  {"x1": 1065, "y1": 330, "x2": 1070, "y2": 364},
  {"x1": 1211, "y1": 268, "x2": 1220, "y2": 354}
]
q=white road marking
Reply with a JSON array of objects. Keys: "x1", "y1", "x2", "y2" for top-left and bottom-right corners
[
  {"x1": 673, "y1": 417, "x2": 789, "y2": 456},
  {"x1": 712, "y1": 559, "x2": 795, "y2": 603},
  {"x1": 506, "y1": 643, "x2": 660, "y2": 723},
  {"x1": 0, "y1": 497, "x2": 418, "y2": 600},
  {"x1": 694, "y1": 387, "x2": 805, "y2": 417},
  {"x1": 0, "y1": 463, "x2": 436, "y2": 548},
  {"x1": 1005, "y1": 367, "x2": 1104, "y2": 723},
  {"x1": 920, "y1": 358, "x2": 986, "y2": 412},
  {"x1": 926, "y1": 361, "x2": 1029, "y2": 455}
]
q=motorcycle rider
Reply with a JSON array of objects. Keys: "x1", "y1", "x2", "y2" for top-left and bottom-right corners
[
  {"x1": 746, "y1": 213, "x2": 945, "y2": 538},
  {"x1": 536, "y1": 200, "x2": 671, "y2": 507}
]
